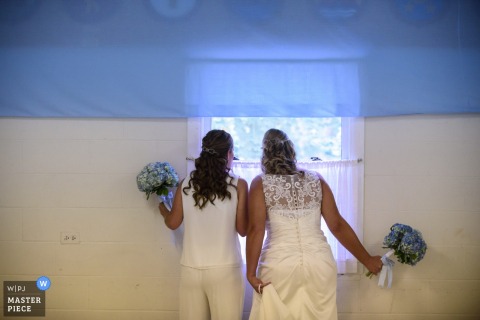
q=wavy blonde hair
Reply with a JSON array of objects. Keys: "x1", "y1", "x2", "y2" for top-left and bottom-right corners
[{"x1": 261, "y1": 128, "x2": 300, "y2": 175}]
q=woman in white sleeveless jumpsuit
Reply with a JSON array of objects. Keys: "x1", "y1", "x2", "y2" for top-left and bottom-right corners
[{"x1": 159, "y1": 129, "x2": 248, "y2": 320}]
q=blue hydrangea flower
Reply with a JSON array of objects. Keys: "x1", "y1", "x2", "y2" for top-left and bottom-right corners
[
  {"x1": 397, "y1": 230, "x2": 427, "y2": 266},
  {"x1": 136, "y1": 162, "x2": 179, "y2": 199},
  {"x1": 383, "y1": 223, "x2": 413, "y2": 249}
]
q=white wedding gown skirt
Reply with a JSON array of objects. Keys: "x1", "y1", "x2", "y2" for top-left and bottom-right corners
[{"x1": 250, "y1": 210, "x2": 338, "y2": 320}]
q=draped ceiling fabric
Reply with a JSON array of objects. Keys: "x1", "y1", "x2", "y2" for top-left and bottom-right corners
[{"x1": 0, "y1": 0, "x2": 479, "y2": 118}]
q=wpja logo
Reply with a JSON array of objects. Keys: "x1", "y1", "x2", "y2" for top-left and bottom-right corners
[{"x1": 3, "y1": 276, "x2": 50, "y2": 317}]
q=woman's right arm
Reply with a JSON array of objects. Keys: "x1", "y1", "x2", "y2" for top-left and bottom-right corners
[
  {"x1": 319, "y1": 177, "x2": 382, "y2": 275},
  {"x1": 246, "y1": 175, "x2": 270, "y2": 293},
  {"x1": 158, "y1": 179, "x2": 184, "y2": 230}
]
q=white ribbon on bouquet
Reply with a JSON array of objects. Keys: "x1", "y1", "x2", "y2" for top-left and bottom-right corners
[{"x1": 378, "y1": 249, "x2": 395, "y2": 288}]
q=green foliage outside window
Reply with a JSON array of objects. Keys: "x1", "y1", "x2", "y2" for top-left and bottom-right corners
[{"x1": 211, "y1": 118, "x2": 341, "y2": 162}]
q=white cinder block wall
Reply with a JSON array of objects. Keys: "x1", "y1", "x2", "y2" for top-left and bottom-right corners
[
  {"x1": 0, "y1": 118, "x2": 188, "y2": 320},
  {"x1": 343, "y1": 114, "x2": 480, "y2": 320},
  {"x1": 1, "y1": 115, "x2": 479, "y2": 319}
]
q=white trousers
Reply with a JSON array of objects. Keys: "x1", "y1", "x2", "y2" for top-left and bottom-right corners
[{"x1": 179, "y1": 265, "x2": 245, "y2": 320}]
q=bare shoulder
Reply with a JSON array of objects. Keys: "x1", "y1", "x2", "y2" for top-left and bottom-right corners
[
  {"x1": 237, "y1": 176, "x2": 247, "y2": 185},
  {"x1": 248, "y1": 175, "x2": 265, "y2": 196},
  {"x1": 237, "y1": 177, "x2": 248, "y2": 190},
  {"x1": 249, "y1": 175, "x2": 266, "y2": 209},
  {"x1": 250, "y1": 175, "x2": 263, "y2": 188}
]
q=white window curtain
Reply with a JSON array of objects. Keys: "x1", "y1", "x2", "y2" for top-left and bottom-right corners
[{"x1": 231, "y1": 160, "x2": 362, "y2": 274}]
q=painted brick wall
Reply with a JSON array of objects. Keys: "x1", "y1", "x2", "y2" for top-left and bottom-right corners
[
  {"x1": 337, "y1": 114, "x2": 480, "y2": 320},
  {"x1": 0, "y1": 118, "x2": 187, "y2": 319},
  {"x1": 1, "y1": 115, "x2": 479, "y2": 319}
]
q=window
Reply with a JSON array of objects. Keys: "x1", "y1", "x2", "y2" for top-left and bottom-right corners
[
  {"x1": 211, "y1": 117, "x2": 341, "y2": 162},
  {"x1": 187, "y1": 117, "x2": 365, "y2": 274}
]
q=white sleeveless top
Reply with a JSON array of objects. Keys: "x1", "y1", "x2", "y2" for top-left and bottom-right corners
[{"x1": 180, "y1": 173, "x2": 243, "y2": 269}]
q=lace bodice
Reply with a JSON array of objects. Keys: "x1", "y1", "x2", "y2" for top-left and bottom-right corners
[
  {"x1": 259, "y1": 170, "x2": 331, "y2": 263},
  {"x1": 262, "y1": 170, "x2": 322, "y2": 218}
]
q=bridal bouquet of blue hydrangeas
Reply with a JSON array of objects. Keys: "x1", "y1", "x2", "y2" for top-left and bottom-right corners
[
  {"x1": 136, "y1": 162, "x2": 179, "y2": 206},
  {"x1": 367, "y1": 223, "x2": 427, "y2": 288}
]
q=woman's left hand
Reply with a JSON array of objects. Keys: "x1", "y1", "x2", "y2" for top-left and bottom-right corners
[
  {"x1": 365, "y1": 255, "x2": 383, "y2": 275},
  {"x1": 247, "y1": 275, "x2": 271, "y2": 294}
]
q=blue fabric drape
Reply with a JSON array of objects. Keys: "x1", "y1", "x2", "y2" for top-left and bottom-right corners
[{"x1": 1, "y1": 0, "x2": 479, "y2": 118}]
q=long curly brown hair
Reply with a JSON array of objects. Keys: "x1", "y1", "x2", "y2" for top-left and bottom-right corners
[
  {"x1": 261, "y1": 128, "x2": 300, "y2": 175},
  {"x1": 183, "y1": 129, "x2": 236, "y2": 209}
]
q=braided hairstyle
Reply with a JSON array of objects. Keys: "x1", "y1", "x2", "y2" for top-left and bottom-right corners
[
  {"x1": 183, "y1": 129, "x2": 236, "y2": 209},
  {"x1": 261, "y1": 128, "x2": 301, "y2": 175}
]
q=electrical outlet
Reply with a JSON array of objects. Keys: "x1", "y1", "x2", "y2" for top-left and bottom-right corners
[{"x1": 61, "y1": 232, "x2": 80, "y2": 244}]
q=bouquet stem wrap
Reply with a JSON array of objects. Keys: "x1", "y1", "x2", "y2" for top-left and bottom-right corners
[
  {"x1": 158, "y1": 190, "x2": 174, "y2": 210},
  {"x1": 378, "y1": 249, "x2": 395, "y2": 288}
]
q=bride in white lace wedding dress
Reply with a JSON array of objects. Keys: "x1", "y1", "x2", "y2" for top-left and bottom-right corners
[{"x1": 246, "y1": 129, "x2": 382, "y2": 320}]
